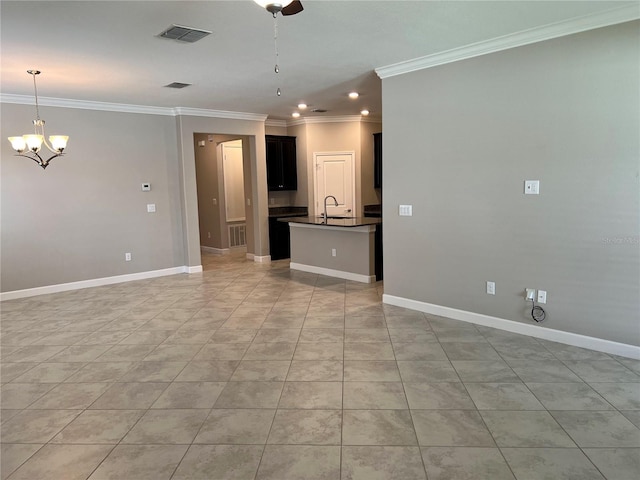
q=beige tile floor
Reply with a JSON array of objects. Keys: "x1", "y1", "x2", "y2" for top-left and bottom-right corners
[{"x1": 1, "y1": 251, "x2": 639, "y2": 479}]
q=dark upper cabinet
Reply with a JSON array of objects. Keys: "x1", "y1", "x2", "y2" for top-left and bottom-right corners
[
  {"x1": 373, "y1": 132, "x2": 382, "y2": 189},
  {"x1": 266, "y1": 135, "x2": 297, "y2": 191}
]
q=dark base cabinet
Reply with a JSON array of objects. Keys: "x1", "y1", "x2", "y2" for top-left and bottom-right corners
[
  {"x1": 364, "y1": 207, "x2": 383, "y2": 281},
  {"x1": 373, "y1": 132, "x2": 382, "y2": 189},
  {"x1": 269, "y1": 217, "x2": 291, "y2": 260},
  {"x1": 374, "y1": 223, "x2": 383, "y2": 281}
]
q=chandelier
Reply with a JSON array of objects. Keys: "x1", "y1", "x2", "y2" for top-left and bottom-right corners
[{"x1": 7, "y1": 70, "x2": 69, "y2": 170}]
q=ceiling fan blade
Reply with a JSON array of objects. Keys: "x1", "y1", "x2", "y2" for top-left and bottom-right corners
[{"x1": 282, "y1": 0, "x2": 303, "y2": 16}]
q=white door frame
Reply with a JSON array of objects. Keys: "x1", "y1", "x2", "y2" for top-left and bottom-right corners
[{"x1": 313, "y1": 151, "x2": 356, "y2": 217}]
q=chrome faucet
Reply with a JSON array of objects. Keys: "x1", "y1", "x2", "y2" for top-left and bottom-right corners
[{"x1": 323, "y1": 195, "x2": 338, "y2": 221}]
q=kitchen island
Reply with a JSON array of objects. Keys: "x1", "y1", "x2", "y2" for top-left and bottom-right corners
[{"x1": 281, "y1": 216, "x2": 382, "y2": 283}]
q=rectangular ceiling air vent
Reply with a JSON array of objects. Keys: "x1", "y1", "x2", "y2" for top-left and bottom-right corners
[
  {"x1": 164, "y1": 82, "x2": 192, "y2": 89},
  {"x1": 158, "y1": 24, "x2": 211, "y2": 43}
]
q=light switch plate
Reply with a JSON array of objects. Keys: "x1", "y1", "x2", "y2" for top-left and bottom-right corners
[
  {"x1": 399, "y1": 205, "x2": 413, "y2": 216},
  {"x1": 524, "y1": 180, "x2": 540, "y2": 195},
  {"x1": 147, "y1": 204, "x2": 156, "y2": 213}
]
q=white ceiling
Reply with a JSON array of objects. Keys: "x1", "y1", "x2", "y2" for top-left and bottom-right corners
[{"x1": 0, "y1": 1, "x2": 634, "y2": 120}]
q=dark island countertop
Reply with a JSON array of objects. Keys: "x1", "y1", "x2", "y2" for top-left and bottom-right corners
[{"x1": 279, "y1": 216, "x2": 381, "y2": 228}]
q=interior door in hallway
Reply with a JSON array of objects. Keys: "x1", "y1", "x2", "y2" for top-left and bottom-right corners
[{"x1": 314, "y1": 152, "x2": 355, "y2": 217}]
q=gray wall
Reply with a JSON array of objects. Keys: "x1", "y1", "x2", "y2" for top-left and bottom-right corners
[
  {"x1": 194, "y1": 133, "x2": 223, "y2": 249},
  {"x1": 290, "y1": 225, "x2": 375, "y2": 276},
  {"x1": 1, "y1": 103, "x2": 185, "y2": 292},
  {"x1": 382, "y1": 21, "x2": 639, "y2": 345}
]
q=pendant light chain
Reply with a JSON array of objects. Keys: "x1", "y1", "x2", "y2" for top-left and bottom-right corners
[
  {"x1": 274, "y1": 15, "x2": 279, "y2": 74},
  {"x1": 273, "y1": 15, "x2": 281, "y2": 96}
]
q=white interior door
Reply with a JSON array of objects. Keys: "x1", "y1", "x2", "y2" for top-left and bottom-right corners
[
  {"x1": 222, "y1": 140, "x2": 246, "y2": 222},
  {"x1": 314, "y1": 152, "x2": 355, "y2": 217}
]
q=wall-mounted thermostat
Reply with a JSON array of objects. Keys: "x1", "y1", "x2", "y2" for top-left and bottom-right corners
[{"x1": 141, "y1": 183, "x2": 151, "y2": 192}]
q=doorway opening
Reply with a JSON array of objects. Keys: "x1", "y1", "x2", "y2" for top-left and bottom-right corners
[{"x1": 194, "y1": 134, "x2": 255, "y2": 263}]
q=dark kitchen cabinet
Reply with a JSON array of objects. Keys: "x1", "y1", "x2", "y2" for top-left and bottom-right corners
[
  {"x1": 266, "y1": 135, "x2": 297, "y2": 191},
  {"x1": 269, "y1": 217, "x2": 291, "y2": 260},
  {"x1": 373, "y1": 133, "x2": 382, "y2": 189}
]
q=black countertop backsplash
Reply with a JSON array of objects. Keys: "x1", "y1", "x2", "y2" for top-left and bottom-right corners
[
  {"x1": 281, "y1": 216, "x2": 381, "y2": 228},
  {"x1": 269, "y1": 206, "x2": 309, "y2": 218},
  {"x1": 363, "y1": 204, "x2": 382, "y2": 217}
]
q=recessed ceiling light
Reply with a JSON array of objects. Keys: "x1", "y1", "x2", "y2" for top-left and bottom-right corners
[
  {"x1": 360, "y1": 109, "x2": 370, "y2": 116},
  {"x1": 292, "y1": 112, "x2": 301, "y2": 118},
  {"x1": 297, "y1": 103, "x2": 307, "y2": 109},
  {"x1": 348, "y1": 92, "x2": 359, "y2": 99}
]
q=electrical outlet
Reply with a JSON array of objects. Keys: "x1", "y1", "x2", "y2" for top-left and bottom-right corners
[
  {"x1": 526, "y1": 288, "x2": 536, "y2": 300},
  {"x1": 207, "y1": 232, "x2": 211, "y2": 239},
  {"x1": 125, "y1": 253, "x2": 132, "y2": 262},
  {"x1": 247, "y1": 198, "x2": 251, "y2": 206},
  {"x1": 146, "y1": 204, "x2": 156, "y2": 213},
  {"x1": 537, "y1": 290, "x2": 547, "y2": 304},
  {"x1": 486, "y1": 281, "x2": 495, "y2": 295},
  {"x1": 524, "y1": 180, "x2": 540, "y2": 195},
  {"x1": 212, "y1": 198, "x2": 217, "y2": 206},
  {"x1": 331, "y1": 248, "x2": 337, "y2": 257}
]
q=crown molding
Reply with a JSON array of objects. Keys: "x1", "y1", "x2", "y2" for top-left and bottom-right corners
[
  {"x1": 265, "y1": 119, "x2": 288, "y2": 128},
  {"x1": 272, "y1": 115, "x2": 382, "y2": 127},
  {"x1": 303, "y1": 115, "x2": 363, "y2": 124},
  {"x1": 376, "y1": 4, "x2": 639, "y2": 79},
  {"x1": 0, "y1": 94, "x2": 174, "y2": 115},
  {"x1": 173, "y1": 107, "x2": 267, "y2": 122},
  {"x1": 0, "y1": 94, "x2": 268, "y2": 121},
  {"x1": 1, "y1": 93, "x2": 376, "y2": 126}
]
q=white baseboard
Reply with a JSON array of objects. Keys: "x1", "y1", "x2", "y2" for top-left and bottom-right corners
[
  {"x1": 201, "y1": 246, "x2": 230, "y2": 255},
  {"x1": 0, "y1": 266, "x2": 197, "y2": 301},
  {"x1": 382, "y1": 294, "x2": 640, "y2": 360},
  {"x1": 249, "y1": 254, "x2": 271, "y2": 263},
  {"x1": 290, "y1": 262, "x2": 375, "y2": 284}
]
